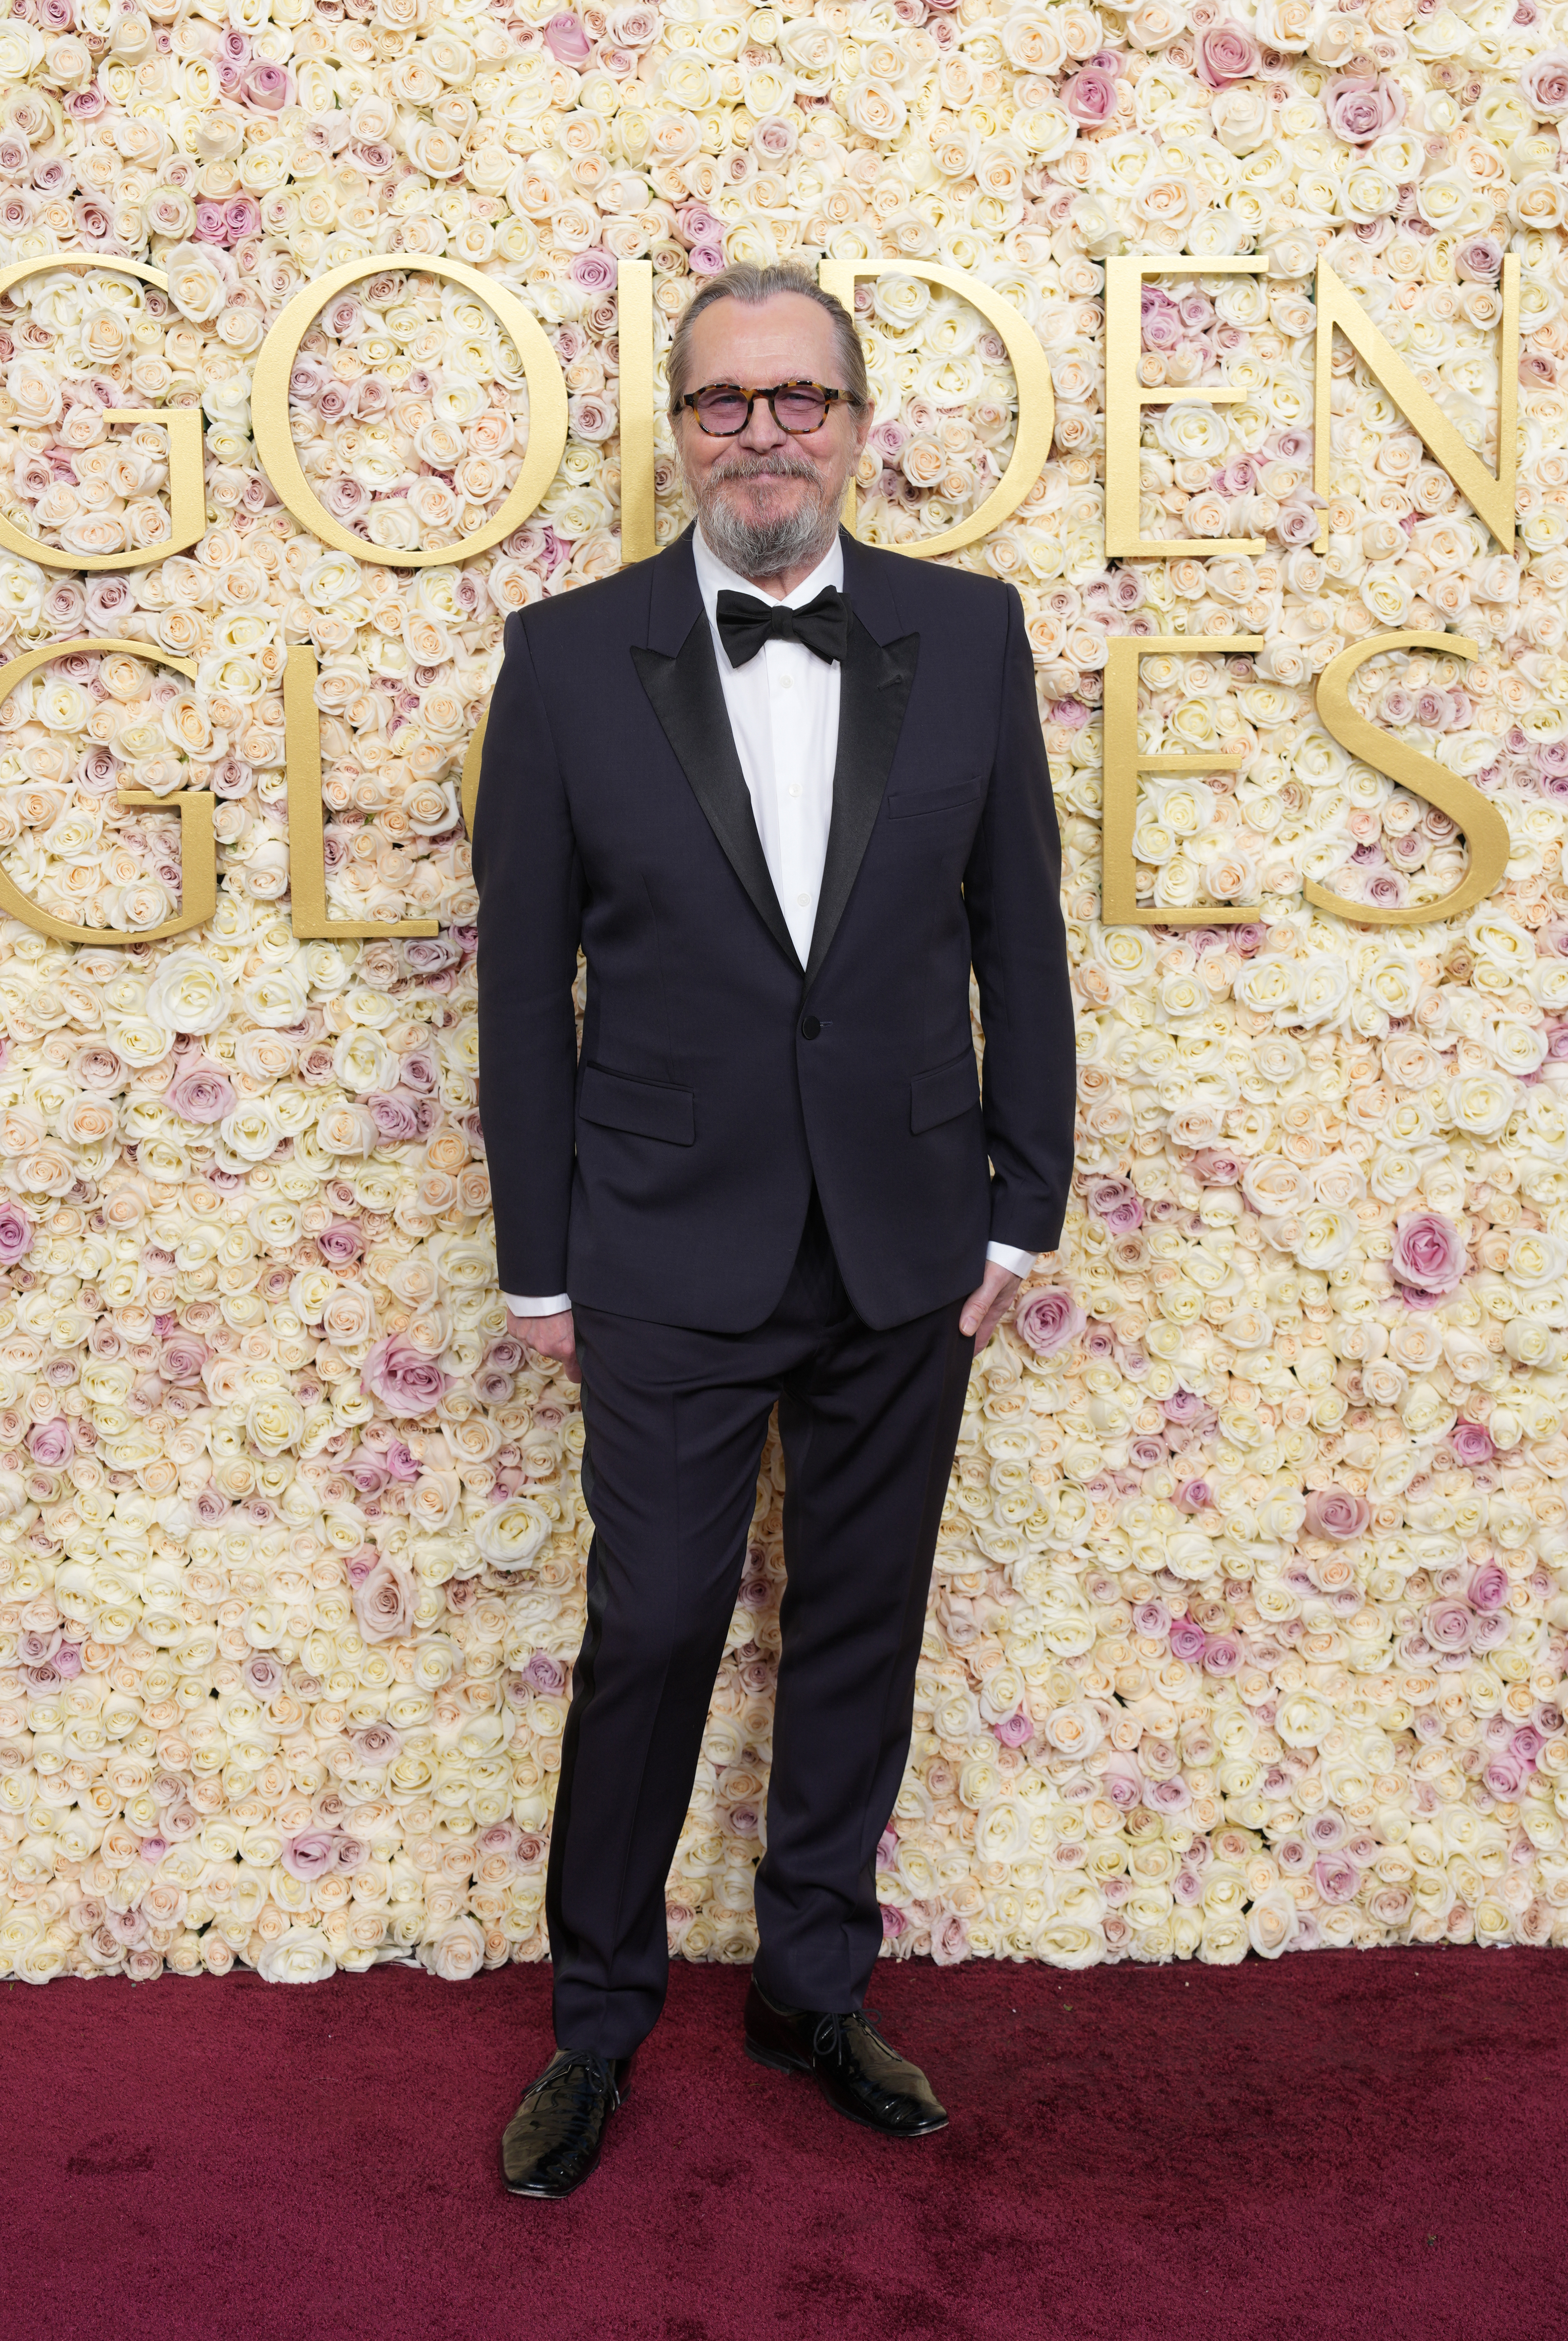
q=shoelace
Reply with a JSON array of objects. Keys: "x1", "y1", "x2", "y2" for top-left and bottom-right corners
[
  {"x1": 531, "y1": 2050, "x2": 620, "y2": 2118},
  {"x1": 811, "y1": 2009, "x2": 891, "y2": 2060}
]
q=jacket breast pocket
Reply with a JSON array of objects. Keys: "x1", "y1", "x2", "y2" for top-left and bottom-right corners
[
  {"x1": 885, "y1": 777, "x2": 985, "y2": 820},
  {"x1": 579, "y1": 1064, "x2": 695, "y2": 1146},
  {"x1": 910, "y1": 1049, "x2": 979, "y2": 1134}
]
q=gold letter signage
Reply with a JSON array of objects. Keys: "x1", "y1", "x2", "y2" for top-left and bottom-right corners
[
  {"x1": 0, "y1": 641, "x2": 214, "y2": 944},
  {"x1": 0, "y1": 247, "x2": 1525, "y2": 941},
  {"x1": 251, "y1": 256, "x2": 569, "y2": 570}
]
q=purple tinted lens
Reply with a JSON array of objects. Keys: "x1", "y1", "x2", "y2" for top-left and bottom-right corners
[
  {"x1": 693, "y1": 389, "x2": 750, "y2": 431},
  {"x1": 774, "y1": 388, "x2": 828, "y2": 429}
]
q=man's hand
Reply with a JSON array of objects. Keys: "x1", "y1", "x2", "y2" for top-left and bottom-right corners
[
  {"x1": 506, "y1": 1307, "x2": 580, "y2": 1384},
  {"x1": 959, "y1": 1261, "x2": 1021, "y2": 1354}
]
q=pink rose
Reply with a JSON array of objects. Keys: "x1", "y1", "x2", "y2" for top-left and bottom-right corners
[
  {"x1": 1305, "y1": 1487, "x2": 1371, "y2": 1541},
  {"x1": 1313, "y1": 1854, "x2": 1360, "y2": 1905},
  {"x1": 360, "y1": 1335, "x2": 451, "y2": 1414},
  {"x1": 1085, "y1": 1176, "x2": 1143, "y2": 1232},
  {"x1": 0, "y1": 1200, "x2": 32, "y2": 1264},
  {"x1": 1424, "y1": 1599, "x2": 1474, "y2": 1653},
  {"x1": 1147, "y1": 1776, "x2": 1191, "y2": 1813},
  {"x1": 350, "y1": 1722, "x2": 402, "y2": 1765},
  {"x1": 366, "y1": 1090, "x2": 421, "y2": 1142},
  {"x1": 316, "y1": 1221, "x2": 363, "y2": 1265},
  {"x1": 27, "y1": 1418, "x2": 73, "y2": 1468},
  {"x1": 1163, "y1": 1389, "x2": 1213, "y2": 1430},
  {"x1": 543, "y1": 11, "x2": 592, "y2": 64},
  {"x1": 1102, "y1": 1750, "x2": 1144, "y2": 1809},
  {"x1": 1523, "y1": 49, "x2": 1568, "y2": 115},
  {"x1": 244, "y1": 60, "x2": 291, "y2": 108},
  {"x1": 1195, "y1": 21, "x2": 1260, "y2": 86},
  {"x1": 1469, "y1": 1560, "x2": 1509, "y2": 1613},
  {"x1": 1457, "y1": 237, "x2": 1503, "y2": 282},
  {"x1": 351, "y1": 1554, "x2": 416, "y2": 1643},
  {"x1": 1391, "y1": 1211, "x2": 1464, "y2": 1295},
  {"x1": 161, "y1": 1333, "x2": 207, "y2": 1383},
  {"x1": 1190, "y1": 1149, "x2": 1244, "y2": 1185},
  {"x1": 281, "y1": 1830, "x2": 338, "y2": 1881},
  {"x1": 385, "y1": 1438, "x2": 421, "y2": 1484},
  {"x1": 1451, "y1": 1420, "x2": 1495, "y2": 1466},
  {"x1": 1015, "y1": 1287, "x2": 1085, "y2": 1357},
  {"x1": 1324, "y1": 76, "x2": 1405, "y2": 143},
  {"x1": 929, "y1": 1912, "x2": 971, "y2": 1966},
  {"x1": 991, "y1": 1708, "x2": 1033, "y2": 1747},
  {"x1": 167, "y1": 1062, "x2": 235, "y2": 1123},
  {"x1": 1062, "y1": 64, "x2": 1119, "y2": 123}
]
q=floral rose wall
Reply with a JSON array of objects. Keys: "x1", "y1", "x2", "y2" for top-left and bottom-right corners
[{"x1": 2, "y1": 0, "x2": 1567, "y2": 1988}]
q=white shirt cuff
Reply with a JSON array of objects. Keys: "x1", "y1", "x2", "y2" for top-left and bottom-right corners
[
  {"x1": 985, "y1": 1242, "x2": 1036, "y2": 1279},
  {"x1": 502, "y1": 1292, "x2": 571, "y2": 1317}
]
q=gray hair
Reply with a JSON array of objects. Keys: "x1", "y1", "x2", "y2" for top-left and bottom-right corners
[{"x1": 667, "y1": 261, "x2": 869, "y2": 409}]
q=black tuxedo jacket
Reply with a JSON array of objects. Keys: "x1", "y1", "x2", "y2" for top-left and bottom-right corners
[{"x1": 473, "y1": 527, "x2": 1074, "y2": 1333}]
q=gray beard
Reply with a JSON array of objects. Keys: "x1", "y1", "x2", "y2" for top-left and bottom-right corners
[{"x1": 684, "y1": 452, "x2": 841, "y2": 581}]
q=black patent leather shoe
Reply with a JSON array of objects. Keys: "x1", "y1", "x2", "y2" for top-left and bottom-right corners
[
  {"x1": 743, "y1": 1980, "x2": 948, "y2": 2138},
  {"x1": 500, "y1": 2048, "x2": 633, "y2": 2198}
]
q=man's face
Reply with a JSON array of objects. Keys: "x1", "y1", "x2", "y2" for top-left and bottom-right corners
[{"x1": 674, "y1": 292, "x2": 873, "y2": 577}]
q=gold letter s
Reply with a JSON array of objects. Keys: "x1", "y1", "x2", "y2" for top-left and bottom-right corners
[{"x1": 1309, "y1": 632, "x2": 1510, "y2": 927}]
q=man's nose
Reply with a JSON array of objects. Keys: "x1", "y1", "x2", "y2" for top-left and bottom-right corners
[{"x1": 738, "y1": 393, "x2": 787, "y2": 452}]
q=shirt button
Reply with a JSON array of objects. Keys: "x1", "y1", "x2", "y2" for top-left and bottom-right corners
[
  {"x1": 788, "y1": 784, "x2": 802, "y2": 798},
  {"x1": 796, "y1": 891, "x2": 810, "y2": 906},
  {"x1": 779, "y1": 676, "x2": 792, "y2": 691},
  {"x1": 800, "y1": 1014, "x2": 821, "y2": 1040}
]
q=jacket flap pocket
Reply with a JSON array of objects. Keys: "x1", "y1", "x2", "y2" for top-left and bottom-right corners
[
  {"x1": 885, "y1": 778, "x2": 984, "y2": 820},
  {"x1": 910, "y1": 1050, "x2": 979, "y2": 1135},
  {"x1": 580, "y1": 1065, "x2": 695, "y2": 1146}
]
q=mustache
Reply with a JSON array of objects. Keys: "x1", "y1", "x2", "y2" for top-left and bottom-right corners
[{"x1": 706, "y1": 450, "x2": 823, "y2": 487}]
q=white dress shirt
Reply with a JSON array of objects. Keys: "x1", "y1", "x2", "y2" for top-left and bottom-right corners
[{"x1": 501, "y1": 526, "x2": 1035, "y2": 1317}]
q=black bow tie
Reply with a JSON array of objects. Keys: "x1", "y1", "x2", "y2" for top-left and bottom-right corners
[{"x1": 716, "y1": 586, "x2": 850, "y2": 669}]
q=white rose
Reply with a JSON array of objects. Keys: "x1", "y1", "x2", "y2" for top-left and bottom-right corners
[
  {"x1": 421, "y1": 1915, "x2": 486, "y2": 1980},
  {"x1": 474, "y1": 1496, "x2": 551, "y2": 1570},
  {"x1": 257, "y1": 1927, "x2": 338, "y2": 1984},
  {"x1": 1275, "y1": 1692, "x2": 1335, "y2": 1748},
  {"x1": 1246, "y1": 1887, "x2": 1298, "y2": 1957},
  {"x1": 145, "y1": 951, "x2": 231, "y2": 1036},
  {"x1": 1446, "y1": 1071, "x2": 1514, "y2": 1138},
  {"x1": 1152, "y1": 404, "x2": 1232, "y2": 463},
  {"x1": 162, "y1": 242, "x2": 231, "y2": 325},
  {"x1": 844, "y1": 79, "x2": 908, "y2": 139}
]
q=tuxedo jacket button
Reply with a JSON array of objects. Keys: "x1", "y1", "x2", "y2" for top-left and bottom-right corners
[{"x1": 799, "y1": 1014, "x2": 821, "y2": 1040}]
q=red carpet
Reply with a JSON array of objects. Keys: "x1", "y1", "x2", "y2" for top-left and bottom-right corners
[{"x1": 4, "y1": 1948, "x2": 1566, "y2": 2341}]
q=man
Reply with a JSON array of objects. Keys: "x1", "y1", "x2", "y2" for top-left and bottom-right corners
[{"x1": 473, "y1": 261, "x2": 1074, "y2": 2199}]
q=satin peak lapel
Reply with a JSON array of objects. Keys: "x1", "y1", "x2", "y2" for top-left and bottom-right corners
[
  {"x1": 804, "y1": 616, "x2": 919, "y2": 990},
  {"x1": 631, "y1": 620, "x2": 801, "y2": 974}
]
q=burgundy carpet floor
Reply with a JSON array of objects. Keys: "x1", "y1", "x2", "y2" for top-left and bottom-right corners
[{"x1": 4, "y1": 1946, "x2": 1566, "y2": 2341}]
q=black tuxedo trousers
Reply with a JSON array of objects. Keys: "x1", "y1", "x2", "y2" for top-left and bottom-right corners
[{"x1": 546, "y1": 1188, "x2": 973, "y2": 2054}]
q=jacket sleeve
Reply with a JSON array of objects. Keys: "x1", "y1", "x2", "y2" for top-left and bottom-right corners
[
  {"x1": 963, "y1": 582, "x2": 1076, "y2": 1256},
  {"x1": 472, "y1": 609, "x2": 585, "y2": 1298}
]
